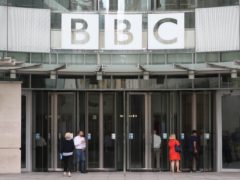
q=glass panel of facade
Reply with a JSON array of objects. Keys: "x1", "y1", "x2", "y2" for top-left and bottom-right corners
[
  {"x1": 167, "y1": 53, "x2": 192, "y2": 64},
  {"x1": 88, "y1": 93, "x2": 100, "y2": 168},
  {"x1": 7, "y1": 0, "x2": 45, "y2": 8},
  {"x1": 30, "y1": 53, "x2": 55, "y2": 64},
  {"x1": 100, "y1": 54, "x2": 111, "y2": 64},
  {"x1": 85, "y1": 54, "x2": 97, "y2": 64},
  {"x1": 166, "y1": 76, "x2": 192, "y2": 89},
  {"x1": 99, "y1": 0, "x2": 118, "y2": 11},
  {"x1": 0, "y1": 0, "x2": 7, "y2": 6},
  {"x1": 103, "y1": 93, "x2": 115, "y2": 168},
  {"x1": 151, "y1": 54, "x2": 165, "y2": 64},
  {"x1": 125, "y1": 0, "x2": 149, "y2": 11},
  {"x1": 58, "y1": 54, "x2": 84, "y2": 64},
  {"x1": 51, "y1": 13, "x2": 61, "y2": 30},
  {"x1": 151, "y1": 0, "x2": 195, "y2": 10},
  {"x1": 221, "y1": 51, "x2": 240, "y2": 62},
  {"x1": 7, "y1": 52, "x2": 30, "y2": 63},
  {"x1": 185, "y1": 12, "x2": 195, "y2": 29},
  {"x1": 139, "y1": 54, "x2": 147, "y2": 65},
  {"x1": 112, "y1": 54, "x2": 139, "y2": 65},
  {"x1": 196, "y1": 52, "x2": 219, "y2": 63},
  {"x1": 222, "y1": 95, "x2": 240, "y2": 169},
  {"x1": 221, "y1": 75, "x2": 240, "y2": 88},
  {"x1": 197, "y1": 0, "x2": 239, "y2": 8},
  {"x1": 31, "y1": 75, "x2": 56, "y2": 88}
]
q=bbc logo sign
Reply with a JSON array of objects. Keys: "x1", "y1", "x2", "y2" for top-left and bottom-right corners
[{"x1": 61, "y1": 13, "x2": 184, "y2": 50}]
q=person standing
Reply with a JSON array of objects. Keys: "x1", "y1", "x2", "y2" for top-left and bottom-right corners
[
  {"x1": 168, "y1": 134, "x2": 181, "y2": 173},
  {"x1": 188, "y1": 130, "x2": 200, "y2": 172},
  {"x1": 74, "y1": 131, "x2": 87, "y2": 173},
  {"x1": 61, "y1": 132, "x2": 75, "y2": 177},
  {"x1": 153, "y1": 130, "x2": 162, "y2": 169}
]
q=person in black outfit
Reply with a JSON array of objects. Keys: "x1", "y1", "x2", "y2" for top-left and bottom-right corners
[
  {"x1": 188, "y1": 130, "x2": 200, "y2": 172},
  {"x1": 61, "y1": 132, "x2": 75, "y2": 177}
]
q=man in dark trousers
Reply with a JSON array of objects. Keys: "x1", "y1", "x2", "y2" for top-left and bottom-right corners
[{"x1": 188, "y1": 130, "x2": 200, "y2": 172}]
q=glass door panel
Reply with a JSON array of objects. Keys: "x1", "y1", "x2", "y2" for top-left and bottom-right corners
[
  {"x1": 181, "y1": 93, "x2": 193, "y2": 170},
  {"x1": 196, "y1": 93, "x2": 213, "y2": 171},
  {"x1": 56, "y1": 94, "x2": 75, "y2": 169},
  {"x1": 222, "y1": 95, "x2": 240, "y2": 169},
  {"x1": 128, "y1": 94, "x2": 145, "y2": 169},
  {"x1": 88, "y1": 93, "x2": 100, "y2": 168},
  {"x1": 151, "y1": 93, "x2": 170, "y2": 171},
  {"x1": 103, "y1": 94, "x2": 116, "y2": 168},
  {"x1": 47, "y1": 93, "x2": 75, "y2": 171}
]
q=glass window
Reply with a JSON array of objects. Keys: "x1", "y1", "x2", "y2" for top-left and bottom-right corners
[
  {"x1": 113, "y1": 77, "x2": 125, "y2": 89},
  {"x1": 7, "y1": 52, "x2": 30, "y2": 63},
  {"x1": 221, "y1": 75, "x2": 240, "y2": 88},
  {"x1": 69, "y1": 0, "x2": 96, "y2": 11},
  {"x1": 7, "y1": 0, "x2": 45, "y2": 8},
  {"x1": 112, "y1": 54, "x2": 139, "y2": 65},
  {"x1": 31, "y1": 53, "x2": 52, "y2": 64},
  {"x1": 51, "y1": 13, "x2": 61, "y2": 29},
  {"x1": 100, "y1": 54, "x2": 111, "y2": 64},
  {"x1": 198, "y1": 0, "x2": 239, "y2": 8},
  {"x1": 18, "y1": 74, "x2": 30, "y2": 88},
  {"x1": 31, "y1": 75, "x2": 56, "y2": 88},
  {"x1": 166, "y1": 76, "x2": 192, "y2": 89},
  {"x1": 151, "y1": 54, "x2": 165, "y2": 64},
  {"x1": 151, "y1": 0, "x2": 195, "y2": 10},
  {"x1": 194, "y1": 76, "x2": 219, "y2": 88},
  {"x1": 139, "y1": 54, "x2": 147, "y2": 65},
  {"x1": 0, "y1": 0, "x2": 7, "y2": 6},
  {"x1": 100, "y1": 0, "x2": 118, "y2": 11},
  {"x1": 58, "y1": 54, "x2": 84, "y2": 64},
  {"x1": 167, "y1": 53, "x2": 192, "y2": 64},
  {"x1": 125, "y1": 0, "x2": 149, "y2": 11},
  {"x1": 196, "y1": 52, "x2": 219, "y2": 63},
  {"x1": 185, "y1": 12, "x2": 195, "y2": 29},
  {"x1": 221, "y1": 52, "x2": 240, "y2": 62},
  {"x1": 85, "y1": 54, "x2": 97, "y2": 64}
]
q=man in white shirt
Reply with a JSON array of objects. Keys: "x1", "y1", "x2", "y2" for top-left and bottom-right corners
[
  {"x1": 74, "y1": 131, "x2": 86, "y2": 173},
  {"x1": 153, "y1": 130, "x2": 161, "y2": 169}
]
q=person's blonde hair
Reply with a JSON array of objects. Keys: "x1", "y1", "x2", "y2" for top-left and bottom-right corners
[
  {"x1": 169, "y1": 134, "x2": 176, "y2": 140},
  {"x1": 65, "y1": 132, "x2": 73, "y2": 140}
]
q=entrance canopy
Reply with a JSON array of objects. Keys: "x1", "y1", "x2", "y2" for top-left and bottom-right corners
[{"x1": 0, "y1": 59, "x2": 240, "y2": 78}]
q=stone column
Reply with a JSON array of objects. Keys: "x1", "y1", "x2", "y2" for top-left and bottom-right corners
[{"x1": 0, "y1": 81, "x2": 21, "y2": 173}]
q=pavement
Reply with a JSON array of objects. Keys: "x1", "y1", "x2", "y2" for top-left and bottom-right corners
[{"x1": 0, "y1": 172, "x2": 240, "y2": 180}]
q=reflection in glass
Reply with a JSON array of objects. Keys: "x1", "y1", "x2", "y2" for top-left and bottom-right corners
[
  {"x1": 103, "y1": 94, "x2": 115, "y2": 168},
  {"x1": 33, "y1": 92, "x2": 48, "y2": 171},
  {"x1": 57, "y1": 94, "x2": 75, "y2": 168},
  {"x1": 128, "y1": 95, "x2": 145, "y2": 168},
  {"x1": 151, "y1": 93, "x2": 169, "y2": 170},
  {"x1": 222, "y1": 95, "x2": 240, "y2": 169},
  {"x1": 88, "y1": 93, "x2": 100, "y2": 168}
]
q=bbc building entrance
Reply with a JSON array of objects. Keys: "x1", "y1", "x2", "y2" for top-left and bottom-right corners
[
  {"x1": 2, "y1": 0, "x2": 240, "y2": 174},
  {"x1": 22, "y1": 91, "x2": 213, "y2": 172}
]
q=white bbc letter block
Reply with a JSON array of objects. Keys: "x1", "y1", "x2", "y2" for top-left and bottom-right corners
[
  {"x1": 104, "y1": 14, "x2": 142, "y2": 50},
  {"x1": 148, "y1": 13, "x2": 184, "y2": 49},
  {"x1": 61, "y1": 14, "x2": 99, "y2": 50}
]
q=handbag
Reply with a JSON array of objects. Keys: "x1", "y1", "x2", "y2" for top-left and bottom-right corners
[{"x1": 175, "y1": 144, "x2": 182, "y2": 153}]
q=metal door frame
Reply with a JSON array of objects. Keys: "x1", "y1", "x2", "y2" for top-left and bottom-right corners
[
  {"x1": 21, "y1": 91, "x2": 32, "y2": 172},
  {"x1": 126, "y1": 92, "x2": 152, "y2": 170}
]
